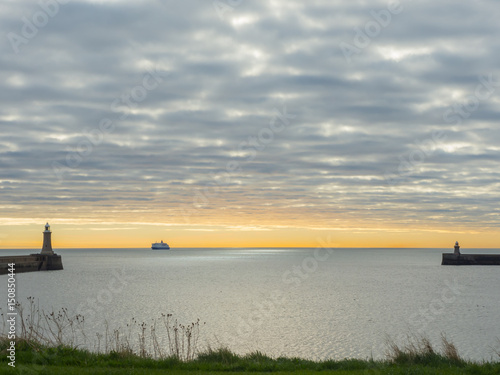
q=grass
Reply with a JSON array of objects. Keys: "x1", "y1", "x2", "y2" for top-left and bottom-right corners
[
  {"x1": 0, "y1": 367, "x2": 493, "y2": 375},
  {"x1": 2, "y1": 297, "x2": 204, "y2": 361},
  {"x1": 1, "y1": 337, "x2": 500, "y2": 374},
  {"x1": 1, "y1": 298, "x2": 500, "y2": 374}
]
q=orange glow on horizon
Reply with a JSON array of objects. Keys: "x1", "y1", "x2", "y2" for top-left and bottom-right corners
[{"x1": 1, "y1": 222, "x2": 499, "y2": 249}]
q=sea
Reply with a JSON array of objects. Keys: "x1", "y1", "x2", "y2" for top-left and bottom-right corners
[{"x1": 1, "y1": 247, "x2": 500, "y2": 361}]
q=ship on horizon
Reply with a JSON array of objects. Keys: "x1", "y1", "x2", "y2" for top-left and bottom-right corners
[{"x1": 151, "y1": 240, "x2": 170, "y2": 250}]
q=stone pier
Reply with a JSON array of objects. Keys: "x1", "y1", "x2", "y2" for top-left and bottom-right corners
[
  {"x1": 0, "y1": 223, "x2": 63, "y2": 275},
  {"x1": 442, "y1": 241, "x2": 500, "y2": 265}
]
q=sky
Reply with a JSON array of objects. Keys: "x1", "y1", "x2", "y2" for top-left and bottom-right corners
[{"x1": 1, "y1": 0, "x2": 500, "y2": 249}]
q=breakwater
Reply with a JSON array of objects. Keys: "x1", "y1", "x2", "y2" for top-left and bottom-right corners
[
  {"x1": 442, "y1": 253, "x2": 500, "y2": 265},
  {"x1": 0, "y1": 223, "x2": 63, "y2": 275},
  {"x1": 441, "y1": 241, "x2": 500, "y2": 265},
  {"x1": 0, "y1": 254, "x2": 63, "y2": 275}
]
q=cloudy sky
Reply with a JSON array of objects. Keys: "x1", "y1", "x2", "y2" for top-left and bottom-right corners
[{"x1": 1, "y1": 0, "x2": 500, "y2": 248}]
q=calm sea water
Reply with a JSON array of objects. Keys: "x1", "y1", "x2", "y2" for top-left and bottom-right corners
[{"x1": 1, "y1": 247, "x2": 500, "y2": 361}]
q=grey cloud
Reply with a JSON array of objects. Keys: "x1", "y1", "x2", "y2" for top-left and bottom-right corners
[{"x1": 0, "y1": 0, "x2": 499, "y2": 229}]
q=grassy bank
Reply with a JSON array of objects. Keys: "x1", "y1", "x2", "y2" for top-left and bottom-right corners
[{"x1": 1, "y1": 338, "x2": 500, "y2": 374}]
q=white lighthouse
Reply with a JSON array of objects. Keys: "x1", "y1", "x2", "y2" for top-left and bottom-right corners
[
  {"x1": 454, "y1": 241, "x2": 460, "y2": 255},
  {"x1": 41, "y1": 222, "x2": 54, "y2": 255}
]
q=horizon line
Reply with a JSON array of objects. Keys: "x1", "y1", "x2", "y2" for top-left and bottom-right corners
[{"x1": 2, "y1": 246, "x2": 500, "y2": 250}]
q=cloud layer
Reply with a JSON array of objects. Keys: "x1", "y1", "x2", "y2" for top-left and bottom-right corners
[{"x1": 1, "y1": 0, "x2": 500, "y2": 235}]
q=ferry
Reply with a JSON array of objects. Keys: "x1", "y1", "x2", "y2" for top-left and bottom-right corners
[{"x1": 151, "y1": 240, "x2": 170, "y2": 250}]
